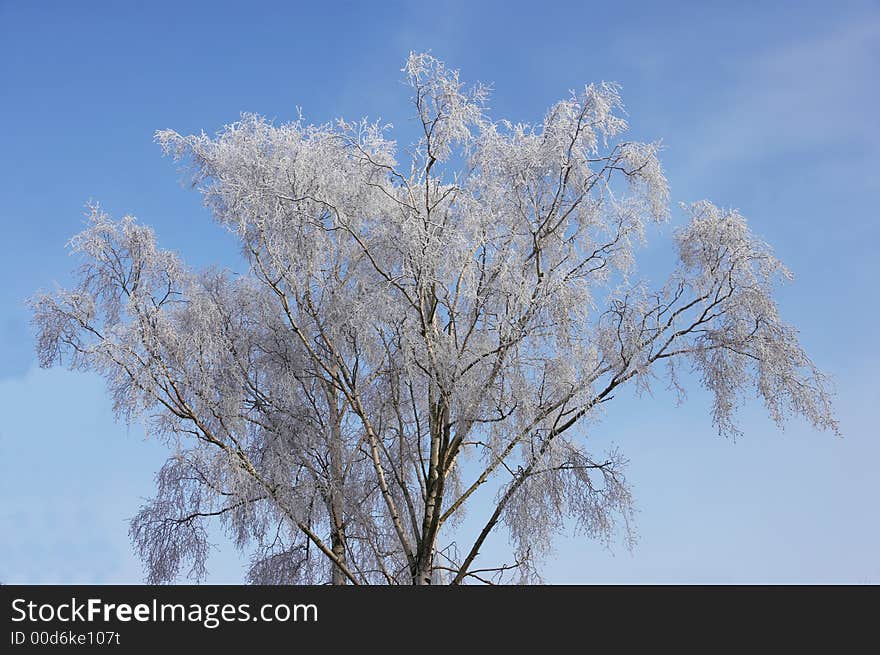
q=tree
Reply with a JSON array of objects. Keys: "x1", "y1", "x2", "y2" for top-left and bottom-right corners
[{"x1": 30, "y1": 52, "x2": 838, "y2": 585}]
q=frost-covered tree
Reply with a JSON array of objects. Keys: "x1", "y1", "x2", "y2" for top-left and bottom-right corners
[{"x1": 31, "y1": 53, "x2": 838, "y2": 585}]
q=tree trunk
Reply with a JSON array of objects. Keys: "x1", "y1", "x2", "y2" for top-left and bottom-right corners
[
  {"x1": 325, "y1": 380, "x2": 348, "y2": 585},
  {"x1": 330, "y1": 524, "x2": 347, "y2": 586},
  {"x1": 414, "y1": 551, "x2": 435, "y2": 585},
  {"x1": 413, "y1": 390, "x2": 448, "y2": 585}
]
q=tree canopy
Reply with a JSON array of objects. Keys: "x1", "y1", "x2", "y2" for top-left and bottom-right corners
[{"x1": 31, "y1": 52, "x2": 837, "y2": 584}]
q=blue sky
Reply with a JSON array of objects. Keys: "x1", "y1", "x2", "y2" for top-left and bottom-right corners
[{"x1": 1, "y1": 0, "x2": 878, "y2": 583}]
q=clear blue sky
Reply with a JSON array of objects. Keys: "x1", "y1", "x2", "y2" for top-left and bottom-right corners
[{"x1": 1, "y1": 0, "x2": 878, "y2": 583}]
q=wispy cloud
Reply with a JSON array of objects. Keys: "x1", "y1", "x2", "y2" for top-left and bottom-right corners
[{"x1": 687, "y1": 16, "x2": 880, "y2": 172}]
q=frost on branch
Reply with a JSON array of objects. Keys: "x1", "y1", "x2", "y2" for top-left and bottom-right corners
[
  {"x1": 667, "y1": 201, "x2": 839, "y2": 437},
  {"x1": 31, "y1": 53, "x2": 837, "y2": 584},
  {"x1": 403, "y1": 51, "x2": 488, "y2": 162}
]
